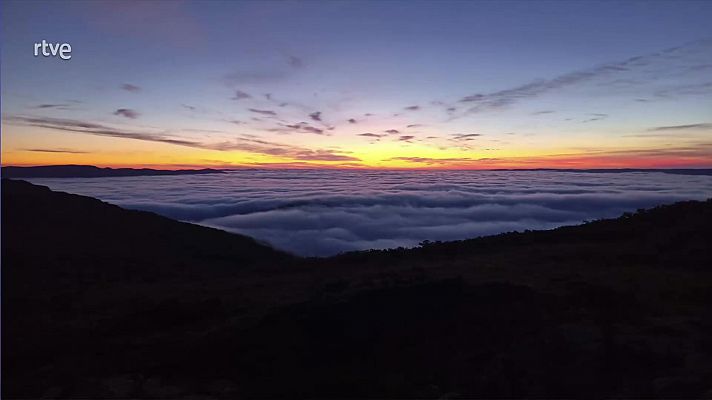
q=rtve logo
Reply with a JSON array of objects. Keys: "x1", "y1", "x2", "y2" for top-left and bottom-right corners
[{"x1": 34, "y1": 40, "x2": 72, "y2": 60}]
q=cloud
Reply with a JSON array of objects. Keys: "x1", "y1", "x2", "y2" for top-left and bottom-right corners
[
  {"x1": 7, "y1": 115, "x2": 200, "y2": 147},
  {"x1": 385, "y1": 129, "x2": 400, "y2": 134},
  {"x1": 348, "y1": 118, "x2": 357, "y2": 124},
  {"x1": 291, "y1": 150, "x2": 359, "y2": 162},
  {"x1": 21, "y1": 148, "x2": 89, "y2": 154},
  {"x1": 209, "y1": 135, "x2": 355, "y2": 161},
  {"x1": 457, "y1": 40, "x2": 711, "y2": 114},
  {"x1": 41, "y1": 170, "x2": 712, "y2": 256},
  {"x1": 451, "y1": 133, "x2": 482, "y2": 141},
  {"x1": 578, "y1": 113, "x2": 609, "y2": 123},
  {"x1": 273, "y1": 122, "x2": 325, "y2": 135},
  {"x1": 248, "y1": 108, "x2": 278, "y2": 116},
  {"x1": 407, "y1": 124, "x2": 423, "y2": 128},
  {"x1": 648, "y1": 123, "x2": 712, "y2": 131},
  {"x1": 5, "y1": 115, "x2": 355, "y2": 162},
  {"x1": 33, "y1": 103, "x2": 74, "y2": 110},
  {"x1": 309, "y1": 111, "x2": 322, "y2": 122},
  {"x1": 232, "y1": 90, "x2": 252, "y2": 100},
  {"x1": 387, "y1": 156, "x2": 477, "y2": 165},
  {"x1": 582, "y1": 116, "x2": 607, "y2": 123},
  {"x1": 113, "y1": 108, "x2": 140, "y2": 119},
  {"x1": 404, "y1": 105, "x2": 420, "y2": 111},
  {"x1": 398, "y1": 135, "x2": 415, "y2": 142},
  {"x1": 532, "y1": 110, "x2": 554, "y2": 115},
  {"x1": 358, "y1": 133, "x2": 384, "y2": 139},
  {"x1": 288, "y1": 55, "x2": 304, "y2": 68},
  {"x1": 121, "y1": 83, "x2": 141, "y2": 92}
]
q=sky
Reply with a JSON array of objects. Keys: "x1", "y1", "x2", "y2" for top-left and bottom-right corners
[{"x1": 2, "y1": 0, "x2": 712, "y2": 169}]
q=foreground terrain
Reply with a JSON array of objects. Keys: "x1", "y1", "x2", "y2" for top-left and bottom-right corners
[{"x1": 3, "y1": 179, "x2": 712, "y2": 398}]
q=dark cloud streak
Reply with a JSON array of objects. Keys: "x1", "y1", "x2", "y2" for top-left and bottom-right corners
[
  {"x1": 121, "y1": 83, "x2": 141, "y2": 92},
  {"x1": 649, "y1": 123, "x2": 712, "y2": 131},
  {"x1": 113, "y1": 108, "x2": 140, "y2": 119}
]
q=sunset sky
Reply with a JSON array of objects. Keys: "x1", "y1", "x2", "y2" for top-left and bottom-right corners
[{"x1": 2, "y1": 0, "x2": 711, "y2": 169}]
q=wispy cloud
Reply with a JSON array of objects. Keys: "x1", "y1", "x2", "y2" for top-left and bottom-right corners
[
  {"x1": 248, "y1": 108, "x2": 278, "y2": 116},
  {"x1": 648, "y1": 123, "x2": 712, "y2": 131},
  {"x1": 358, "y1": 132, "x2": 384, "y2": 139},
  {"x1": 291, "y1": 150, "x2": 358, "y2": 162},
  {"x1": 451, "y1": 133, "x2": 482, "y2": 141},
  {"x1": 404, "y1": 105, "x2": 420, "y2": 111},
  {"x1": 21, "y1": 148, "x2": 89, "y2": 154},
  {"x1": 386, "y1": 156, "x2": 478, "y2": 165},
  {"x1": 309, "y1": 111, "x2": 322, "y2": 122},
  {"x1": 7, "y1": 115, "x2": 361, "y2": 163},
  {"x1": 398, "y1": 135, "x2": 415, "y2": 142},
  {"x1": 32, "y1": 103, "x2": 74, "y2": 110},
  {"x1": 121, "y1": 83, "x2": 141, "y2": 92},
  {"x1": 113, "y1": 108, "x2": 140, "y2": 119},
  {"x1": 385, "y1": 129, "x2": 400, "y2": 135},
  {"x1": 272, "y1": 121, "x2": 325, "y2": 135},
  {"x1": 456, "y1": 40, "x2": 711, "y2": 114},
  {"x1": 581, "y1": 113, "x2": 609, "y2": 123},
  {"x1": 7, "y1": 115, "x2": 199, "y2": 147},
  {"x1": 232, "y1": 90, "x2": 252, "y2": 100}
]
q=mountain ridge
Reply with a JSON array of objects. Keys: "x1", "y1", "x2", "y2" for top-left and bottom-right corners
[{"x1": 2, "y1": 164, "x2": 225, "y2": 178}]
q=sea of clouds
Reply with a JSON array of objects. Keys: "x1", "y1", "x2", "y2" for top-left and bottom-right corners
[{"x1": 29, "y1": 170, "x2": 712, "y2": 256}]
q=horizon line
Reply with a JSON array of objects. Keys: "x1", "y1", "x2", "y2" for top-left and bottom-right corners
[{"x1": 3, "y1": 163, "x2": 712, "y2": 172}]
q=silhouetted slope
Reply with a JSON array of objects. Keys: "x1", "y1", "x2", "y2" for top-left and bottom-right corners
[
  {"x1": 3, "y1": 179, "x2": 290, "y2": 281},
  {"x1": 3, "y1": 179, "x2": 712, "y2": 398},
  {"x1": 2, "y1": 164, "x2": 224, "y2": 178}
]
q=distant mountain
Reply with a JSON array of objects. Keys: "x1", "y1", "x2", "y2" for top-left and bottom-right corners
[
  {"x1": 3, "y1": 178, "x2": 712, "y2": 398},
  {"x1": 2, "y1": 164, "x2": 225, "y2": 178}
]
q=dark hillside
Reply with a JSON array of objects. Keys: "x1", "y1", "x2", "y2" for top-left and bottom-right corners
[
  {"x1": 3, "y1": 179, "x2": 712, "y2": 398},
  {"x1": 3, "y1": 179, "x2": 290, "y2": 283}
]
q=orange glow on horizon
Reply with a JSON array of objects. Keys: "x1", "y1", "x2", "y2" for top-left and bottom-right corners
[{"x1": 4, "y1": 152, "x2": 711, "y2": 170}]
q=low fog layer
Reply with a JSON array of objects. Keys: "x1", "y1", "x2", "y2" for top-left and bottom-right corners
[{"x1": 29, "y1": 170, "x2": 712, "y2": 256}]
